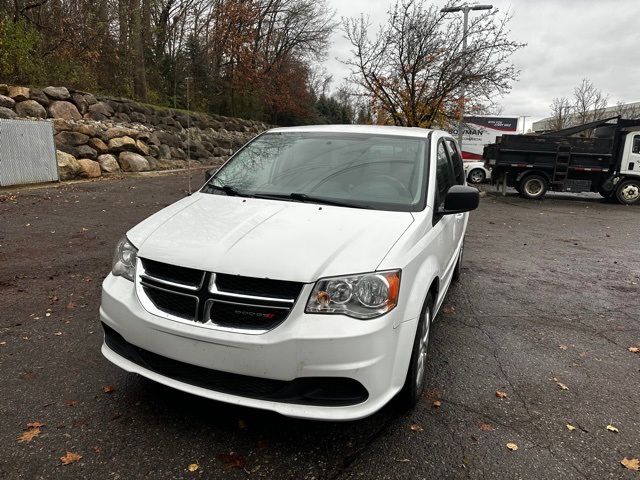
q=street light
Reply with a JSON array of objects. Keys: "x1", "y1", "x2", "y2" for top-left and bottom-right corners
[{"x1": 441, "y1": 4, "x2": 493, "y2": 153}]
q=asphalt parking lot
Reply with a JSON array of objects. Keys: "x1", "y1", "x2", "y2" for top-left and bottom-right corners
[{"x1": 1, "y1": 172, "x2": 639, "y2": 479}]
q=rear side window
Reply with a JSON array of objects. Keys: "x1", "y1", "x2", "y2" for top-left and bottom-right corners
[
  {"x1": 445, "y1": 139, "x2": 465, "y2": 185},
  {"x1": 436, "y1": 141, "x2": 454, "y2": 206},
  {"x1": 633, "y1": 135, "x2": 640, "y2": 154}
]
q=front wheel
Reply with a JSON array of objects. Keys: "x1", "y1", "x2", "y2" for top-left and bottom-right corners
[
  {"x1": 616, "y1": 179, "x2": 640, "y2": 205},
  {"x1": 520, "y1": 174, "x2": 548, "y2": 200},
  {"x1": 396, "y1": 293, "x2": 434, "y2": 410},
  {"x1": 468, "y1": 168, "x2": 486, "y2": 184}
]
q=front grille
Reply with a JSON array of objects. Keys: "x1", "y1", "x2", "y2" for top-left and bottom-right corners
[
  {"x1": 103, "y1": 323, "x2": 368, "y2": 406},
  {"x1": 215, "y1": 273, "x2": 303, "y2": 299},
  {"x1": 137, "y1": 258, "x2": 304, "y2": 332}
]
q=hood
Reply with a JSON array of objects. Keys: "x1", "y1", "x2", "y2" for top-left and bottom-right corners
[{"x1": 128, "y1": 192, "x2": 414, "y2": 283}]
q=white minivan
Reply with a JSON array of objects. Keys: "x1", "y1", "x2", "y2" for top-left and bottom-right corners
[{"x1": 101, "y1": 125, "x2": 479, "y2": 420}]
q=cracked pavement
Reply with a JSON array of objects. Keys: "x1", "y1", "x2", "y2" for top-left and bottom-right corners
[{"x1": 1, "y1": 173, "x2": 639, "y2": 479}]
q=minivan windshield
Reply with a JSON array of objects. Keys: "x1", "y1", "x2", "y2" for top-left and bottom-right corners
[{"x1": 203, "y1": 132, "x2": 428, "y2": 211}]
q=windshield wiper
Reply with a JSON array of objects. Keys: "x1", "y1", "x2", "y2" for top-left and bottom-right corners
[
  {"x1": 287, "y1": 192, "x2": 369, "y2": 209},
  {"x1": 205, "y1": 184, "x2": 254, "y2": 197}
]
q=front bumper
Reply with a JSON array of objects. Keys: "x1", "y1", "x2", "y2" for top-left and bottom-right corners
[{"x1": 100, "y1": 274, "x2": 418, "y2": 420}]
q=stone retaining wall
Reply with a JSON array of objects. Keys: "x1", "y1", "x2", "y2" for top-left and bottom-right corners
[{"x1": 0, "y1": 84, "x2": 268, "y2": 180}]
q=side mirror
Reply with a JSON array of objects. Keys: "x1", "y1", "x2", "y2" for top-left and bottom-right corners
[
  {"x1": 204, "y1": 168, "x2": 216, "y2": 182},
  {"x1": 439, "y1": 185, "x2": 480, "y2": 214}
]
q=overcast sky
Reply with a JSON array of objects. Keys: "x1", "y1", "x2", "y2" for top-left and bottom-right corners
[{"x1": 324, "y1": 0, "x2": 640, "y2": 124}]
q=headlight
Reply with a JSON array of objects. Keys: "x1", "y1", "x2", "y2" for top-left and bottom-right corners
[
  {"x1": 305, "y1": 270, "x2": 400, "y2": 319},
  {"x1": 112, "y1": 236, "x2": 138, "y2": 281}
]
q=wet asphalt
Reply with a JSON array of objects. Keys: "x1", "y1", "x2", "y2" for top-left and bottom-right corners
[{"x1": 0, "y1": 172, "x2": 639, "y2": 479}]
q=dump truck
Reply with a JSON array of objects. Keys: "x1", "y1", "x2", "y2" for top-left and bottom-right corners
[{"x1": 483, "y1": 116, "x2": 640, "y2": 204}]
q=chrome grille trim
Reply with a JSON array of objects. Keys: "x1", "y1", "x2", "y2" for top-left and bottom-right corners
[
  {"x1": 135, "y1": 258, "x2": 304, "y2": 334},
  {"x1": 138, "y1": 260, "x2": 205, "y2": 291},
  {"x1": 209, "y1": 274, "x2": 295, "y2": 304}
]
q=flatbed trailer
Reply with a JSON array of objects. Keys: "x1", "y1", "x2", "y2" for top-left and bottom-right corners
[{"x1": 483, "y1": 117, "x2": 640, "y2": 204}]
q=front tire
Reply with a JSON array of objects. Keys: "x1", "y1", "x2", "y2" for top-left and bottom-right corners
[
  {"x1": 520, "y1": 174, "x2": 548, "y2": 200},
  {"x1": 468, "y1": 168, "x2": 486, "y2": 184},
  {"x1": 397, "y1": 293, "x2": 434, "y2": 410},
  {"x1": 615, "y1": 179, "x2": 640, "y2": 205}
]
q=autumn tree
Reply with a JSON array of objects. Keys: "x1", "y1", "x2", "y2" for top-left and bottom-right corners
[{"x1": 342, "y1": 0, "x2": 524, "y2": 128}]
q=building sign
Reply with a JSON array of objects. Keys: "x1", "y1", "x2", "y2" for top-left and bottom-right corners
[{"x1": 449, "y1": 116, "x2": 519, "y2": 160}]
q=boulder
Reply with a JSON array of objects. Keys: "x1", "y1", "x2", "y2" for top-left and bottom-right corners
[
  {"x1": 29, "y1": 89, "x2": 50, "y2": 107},
  {"x1": 0, "y1": 84, "x2": 8, "y2": 95},
  {"x1": 130, "y1": 112, "x2": 147, "y2": 123},
  {"x1": 184, "y1": 139, "x2": 209, "y2": 158},
  {"x1": 8, "y1": 86, "x2": 30, "y2": 102},
  {"x1": 118, "y1": 151, "x2": 150, "y2": 172},
  {"x1": 56, "y1": 150, "x2": 81, "y2": 180},
  {"x1": 43, "y1": 86, "x2": 71, "y2": 100},
  {"x1": 0, "y1": 106, "x2": 17, "y2": 119},
  {"x1": 76, "y1": 145, "x2": 98, "y2": 160},
  {"x1": 84, "y1": 93, "x2": 97, "y2": 105},
  {"x1": 154, "y1": 130, "x2": 182, "y2": 147},
  {"x1": 105, "y1": 126, "x2": 139, "y2": 140},
  {"x1": 53, "y1": 118, "x2": 72, "y2": 132},
  {"x1": 77, "y1": 159, "x2": 101, "y2": 178},
  {"x1": 55, "y1": 131, "x2": 89, "y2": 146},
  {"x1": 74, "y1": 124, "x2": 99, "y2": 137},
  {"x1": 88, "y1": 137, "x2": 109, "y2": 154},
  {"x1": 55, "y1": 144, "x2": 81, "y2": 158},
  {"x1": 85, "y1": 111, "x2": 109, "y2": 121},
  {"x1": 71, "y1": 93, "x2": 88, "y2": 115},
  {"x1": 48, "y1": 101, "x2": 82, "y2": 120},
  {"x1": 97, "y1": 154, "x2": 120, "y2": 173},
  {"x1": 113, "y1": 112, "x2": 131, "y2": 123},
  {"x1": 108, "y1": 136, "x2": 137, "y2": 152},
  {"x1": 0, "y1": 94, "x2": 15, "y2": 109},
  {"x1": 135, "y1": 140, "x2": 150, "y2": 156},
  {"x1": 88, "y1": 101, "x2": 113, "y2": 117},
  {"x1": 15, "y1": 100, "x2": 47, "y2": 119},
  {"x1": 158, "y1": 144, "x2": 171, "y2": 160}
]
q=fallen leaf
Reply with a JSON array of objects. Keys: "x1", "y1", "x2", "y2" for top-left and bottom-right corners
[
  {"x1": 188, "y1": 463, "x2": 199, "y2": 472},
  {"x1": 442, "y1": 305, "x2": 455, "y2": 314},
  {"x1": 566, "y1": 424, "x2": 576, "y2": 431},
  {"x1": 65, "y1": 400, "x2": 78, "y2": 407},
  {"x1": 559, "y1": 344, "x2": 568, "y2": 350},
  {"x1": 553, "y1": 378, "x2": 569, "y2": 390},
  {"x1": 432, "y1": 400, "x2": 442, "y2": 408},
  {"x1": 506, "y1": 443, "x2": 518, "y2": 451},
  {"x1": 606, "y1": 424, "x2": 619, "y2": 433},
  {"x1": 629, "y1": 347, "x2": 639, "y2": 353},
  {"x1": 102, "y1": 386, "x2": 114, "y2": 394},
  {"x1": 621, "y1": 458, "x2": 639, "y2": 471},
  {"x1": 410, "y1": 424, "x2": 424, "y2": 432},
  {"x1": 217, "y1": 452, "x2": 245, "y2": 470},
  {"x1": 92, "y1": 446, "x2": 101, "y2": 454},
  {"x1": 66, "y1": 301, "x2": 77, "y2": 310},
  {"x1": 17, "y1": 428, "x2": 41, "y2": 443},
  {"x1": 479, "y1": 423, "x2": 494, "y2": 432},
  {"x1": 496, "y1": 391, "x2": 508, "y2": 399},
  {"x1": 26, "y1": 422, "x2": 45, "y2": 428},
  {"x1": 60, "y1": 451, "x2": 82, "y2": 465}
]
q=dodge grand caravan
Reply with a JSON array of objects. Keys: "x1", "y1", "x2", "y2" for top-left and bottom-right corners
[{"x1": 100, "y1": 125, "x2": 479, "y2": 420}]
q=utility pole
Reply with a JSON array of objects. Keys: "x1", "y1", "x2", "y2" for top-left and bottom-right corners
[
  {"x1": 441, "y1": 4, "x2": 493, "y2": 154},
  {"x1": 521, "y1": 115, "x2": 528, "y2": 134},
  {"x1": 185, "y1": 76, "x2": 193, "y2": 194}
]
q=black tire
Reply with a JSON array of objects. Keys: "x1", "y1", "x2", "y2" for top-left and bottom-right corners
[
  {"x1": 396, "y1": 293, "x2": 434, "y2": 410},
  {"x1": 468, "y1": 168, "x2": 486, "y2": 184},
  {"x1": 453, "y1": 242, "x2": 463, "y2": 282},
  {"x1": 520, "y1": 174, "x2": 548, "y2": 200},
  {"x1": 615, "y1": 179, "x2": 640, "y2": 205}
]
